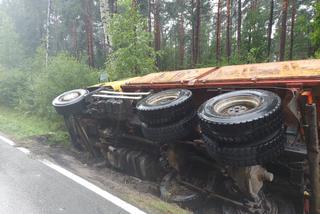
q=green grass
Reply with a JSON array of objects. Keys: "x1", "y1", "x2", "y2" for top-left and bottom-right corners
[
  {"x1": 0, "y1": 105, "x2": 68, "y2": 145},
  {"x1": 123, "y1": 194, "x2": 190, "y2": 214}
]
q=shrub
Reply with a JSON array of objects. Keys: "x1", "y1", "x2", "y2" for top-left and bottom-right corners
[
  {"x1": 0, "y1": 67, "x2": 28, "y2": 107},
  {"x1": 30, "y1": 53, "x2": 99, "y2": 119}
]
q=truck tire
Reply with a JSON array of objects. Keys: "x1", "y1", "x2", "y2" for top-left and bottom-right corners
[
  {"x1": 141, "y1": 111, "x2": 197, "y2": 144},
  {"x1": 136, "y1": 89, "x2": 193, "y2": 126},
  {"x1": 204, "y1": 127, "x2": 285, "y2": 166},
  {"x1": 52, "y1": 89, "x2": 88, "y2": 115},
  {"x1": 198, "y1": 90, "x2": 282, "y2": 144}
]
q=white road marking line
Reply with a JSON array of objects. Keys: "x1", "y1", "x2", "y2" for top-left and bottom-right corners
[
  {"x1": 0, "y1": 135, "x2": 15, "y2": 146},
  {"x1": 16, "y1": 147, "x2": 31, "y2": 154},
  {"x1": 0, "y1": 134, "x2": 146, "y2": 214},
  {"x1": 40, "y1": 159, "x2": 147, "y2": 214}
]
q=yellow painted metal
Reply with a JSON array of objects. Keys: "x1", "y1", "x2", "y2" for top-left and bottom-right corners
[{"x1": 91, "y1": 77, "x2": 139, "y2": 91}]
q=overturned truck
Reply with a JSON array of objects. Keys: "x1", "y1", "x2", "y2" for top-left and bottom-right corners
[{"x1": 53, "y1": 59, "x2": 320, "y2": 213}]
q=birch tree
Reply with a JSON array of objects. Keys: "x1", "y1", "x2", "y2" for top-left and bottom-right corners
[{"x1": 99, "y1": 0, "x2": 112, "y2": 54}]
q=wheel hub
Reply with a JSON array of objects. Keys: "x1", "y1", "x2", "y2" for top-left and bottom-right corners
[
  {"x1": 213, "y1": 95, "x2": 261, "y2": 116},
  {"x1": 227, "y1": 105, "x2": 248, "y2": 115},
  {"x1": 146, "y1": 92, "x2": 180, "y2": 105},
  {"x1": 60, "y1": 92, "x2": 80, "y2": 102}
]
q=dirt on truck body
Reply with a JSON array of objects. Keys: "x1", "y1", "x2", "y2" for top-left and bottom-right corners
[{"x1": 53, "y1": 59, "x2": 320, "y2": 214}]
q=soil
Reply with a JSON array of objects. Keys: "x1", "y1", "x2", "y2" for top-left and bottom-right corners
[{"x1": 5, "y1": 134, "x2": 191, "y2": 214}]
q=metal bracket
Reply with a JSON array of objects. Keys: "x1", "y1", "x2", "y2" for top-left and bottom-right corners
[{"x1": 86, "y1": 87, "x2": 151, "y2": 100}]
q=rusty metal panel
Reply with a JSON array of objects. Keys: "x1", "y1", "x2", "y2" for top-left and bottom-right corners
[
  {"x1": 123, "y1": 60, "x2": 320, "y2": 90},
  {"x1": 126, "y1": 67, "x2": 216, "y2": 85},
  {"x1": 198, "y1": 60, "x2": 320, "y2": 82}
]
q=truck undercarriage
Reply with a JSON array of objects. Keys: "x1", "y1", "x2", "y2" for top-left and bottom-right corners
[{"x1": 53, "y1": 59, "x2": 320, "y2": 214}]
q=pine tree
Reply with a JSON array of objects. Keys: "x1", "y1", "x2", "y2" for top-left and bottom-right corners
[
  {"x1": 279, "y1": 0, "x2": 288, "y2": 61},
  {"x1": 237, "y1": 0, "x2": 241, "y2": 57},
  {"x1": 83, "y1": 0, "x2": 95, "y2": 67},
  {"x1": 289, "y1": 0, "x2": 296, "y2": 60},
  {"x1": 154, "y1": 0, "x2": 161, "y2": 66},
  {"x1": 215, "y1": 0, "x2": 221, "y2": 63},
  {"x1": 267, "y1": 0, "x2": 274, "y2": 61},
  {"x1": 226, "y1": 0, "x2": 231, "y2": 62}
]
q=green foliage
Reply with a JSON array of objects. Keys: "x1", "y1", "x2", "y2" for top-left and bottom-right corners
[
  {"x1": 0, "y1": 67, "x2": 28, "y2": 107},
  {"x1": 0, "y1": 10, "x2": 25, "y2": 68},
  {"x1": 241, "y1": 3, "x2": 268, "y2": 63},
  {"x1": 0, "y1": 49, "x2": 98, "y2": 120},
  {"x1": 312, "y1": 2, "x2": 320, "y2": 52},
  {"x1": 246, "y1": 48, "x2": 260, "y2": 63},
  {"x1": 293, "y1": 14, "x2": 312, "y2": 59},
  {"x1": 31, "y1": 53, "x2": 98, "y2": 119},
  {"x1": 315, "y1": 50, "x2": 320, "y2": 59},
  {"x1": 106, "y1": 0, "x2": 157, "y2": 80}
]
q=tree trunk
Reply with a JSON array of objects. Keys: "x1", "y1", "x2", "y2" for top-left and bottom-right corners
[
  {"x1": 147, "y1": 0, "x2": 152, "y2": 46},
  {"x1": 148, "y1": 0, "x2": 151, "y2": 34},
  {"x1": 279, "y1": 0, "x2": 288, "y2": 61},
  {"x1": 84, "y1": 0, "x2": 95, "y2": 67},
  {"x1": 71, "y1": 20, "x2": 78, "y2": 57},
  {"x1": 99, "y1": 0, "x2": 112, "y2": 54},
  {"x1": 289, "y1": 0, "x2": 296, "y2": 60},
  {"x1": 267, "y1": 0, "x2": 274, "y2": 61},
  {"x1": 191, "y1": 0, "x2": 195, "y2": 67},
  {"x1": 45, "y1": 0, "x2": 51, "y2": 67},
  {"x1": 132, "y1": 0, "x2": 136, "y2": 8},
  {"x1": 178, "y1": 14, "x2": 185, "y2": 67},
  {"x1": 114, "y1": 0, "x2": 117, "y2": 13},
  {"x1": 131, "y1": 0, "x2": 139, "y2": 74},
  {"x1": 110, "y1": 0, "x2": 116, "y2": 15},
  {"x1": 247, "y1": 1, "x2": 256, "y2": 53},
  {"x1": 215, "y1": 0, "x2": 221, "y2": 63},
  {"x1": 192, "y1": 0, "x2": 200, "y2": 66},
  {"x1": 226, "y1": 0, "x2": 231, "y2": 62},
  {"x1": 154, "y1": 0, "x2": 161, "y2": 67},
  {"x1": 237, "y1": 0, "x2": 241, "y2": 57}
]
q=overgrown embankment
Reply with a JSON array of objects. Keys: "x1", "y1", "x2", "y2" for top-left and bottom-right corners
[
  {"x1": 0, "y1": 106, "x2": 68, "y2": 145},
  {"x1": 0, "y1": 51, "x2": 99, "y2": 145}
]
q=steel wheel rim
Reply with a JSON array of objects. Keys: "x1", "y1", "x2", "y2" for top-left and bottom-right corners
[
  {"x1": 213, "y1": 95, "x2": 261, "y2": 116},
  {"x1": 146, "y1": 91, "x2": 180, "y2": 106},
  {"x1": 59, "y1": 92, "x2": 81, "y2": 102}
]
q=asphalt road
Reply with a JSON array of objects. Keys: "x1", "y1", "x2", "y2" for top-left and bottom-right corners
[{"x1": 0, "y1": 139, "x2": 135, "y2": 214}]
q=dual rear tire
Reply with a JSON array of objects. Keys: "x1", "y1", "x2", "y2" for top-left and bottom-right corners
[
  {"x1": 136, "y1": 89, "x2": 196, "y2": 144},
  {"x1": 198, "y1": 90, "x2": 285, "y2": 166},
  {"x1": 137, "y1": 89, "x2": 285, "y2": 166}
]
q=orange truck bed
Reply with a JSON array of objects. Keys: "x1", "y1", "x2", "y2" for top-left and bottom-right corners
[{"x1": 122, "y1": 59, "x2": 320, "y2": 90}]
